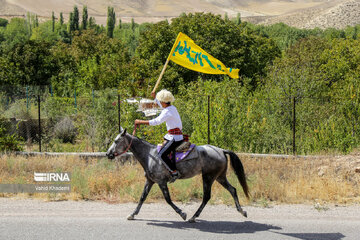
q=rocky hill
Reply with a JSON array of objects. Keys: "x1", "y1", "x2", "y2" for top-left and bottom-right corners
[
  {"x1": 0, "y1": 0, "x2": 360, "y2": 29},
  {"x1": 251, "y1": 0, "x2": 360, "y2": 29}
]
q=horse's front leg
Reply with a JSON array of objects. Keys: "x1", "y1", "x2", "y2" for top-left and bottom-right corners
[
  {"x1": 127, "y1": 179, "x2": 154, "y2": 220},
  {"x1": 188, "y1": 174, "x2": 215, "y2": 223},
  {"x1": 159, "y1": 183, "x2": 187, "y2": 221}
]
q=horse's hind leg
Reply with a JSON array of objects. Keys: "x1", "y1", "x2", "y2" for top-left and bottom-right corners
[
  {"x1": 159, "y1": 183, "x2": 187, "y2": 221},
  {"x1": 127, "y1": 179, "x2": 154, "y2": 220},
  {"x1": 188, "y1": 174, "x2": 215, "y2": 223},
  {"x1": 216, "y1": 174, "x2": 247, "y2": 217}
]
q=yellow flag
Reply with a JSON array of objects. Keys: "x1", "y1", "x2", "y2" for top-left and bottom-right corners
[{"x1": 168, "y1": 32, "x2": 239, "y2": 79}]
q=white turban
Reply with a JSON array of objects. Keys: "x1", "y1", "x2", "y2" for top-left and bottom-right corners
[{"x1": 156, "y1": 89, "x2": 175, "y2": 103}]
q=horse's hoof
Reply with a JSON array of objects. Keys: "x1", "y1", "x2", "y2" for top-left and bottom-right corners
[
  {"x1": 242, "y1": 211, "x2": 247, "y2": 218},
  {"x1": 127, "y1": 214, "x2": 135, "y2": 220},
  {"x1": 180, "y1": 212, "x2": 187, "y2": 221},
  {"x1": 188, "y1": 218, "x2": 196, "y2": 223}
]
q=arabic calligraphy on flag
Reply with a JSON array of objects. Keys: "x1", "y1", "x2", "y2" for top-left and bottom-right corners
[{"x1": 168, "y1": 32, "x2": 239, "y2": 79}]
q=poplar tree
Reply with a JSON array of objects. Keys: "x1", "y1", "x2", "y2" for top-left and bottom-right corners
[
  {"x1": 69, "y1": 12, "x2": 75, "y2": 33},
  {"x1": 131, "y1": 18, "x2": 135, "y2": 32},
  {"x1": 73, "y1": 5, "x2": 79, "y2": 31},
  {"x1": 106, "y1": 6, "x2": 116, "y2": 38},
  {"x1": 82, "y1": 6, "x2": 88, "y2": 30},
  {"x1": 89, "y1": 17, "x2": 96, "y2": 29},
  {"x1": 60, "y1": 12, "x2": 64, "y2": 25},
  {"x1": 52, "y1": 11, "x2": 55, "y2": 32},
  {"x1": 236, "y1": 13, "x2": 241, "y2": 25}
]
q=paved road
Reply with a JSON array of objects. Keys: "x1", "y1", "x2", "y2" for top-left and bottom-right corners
[{"x1": 0, "y1": 198, "x2": 359, "y2": 240}]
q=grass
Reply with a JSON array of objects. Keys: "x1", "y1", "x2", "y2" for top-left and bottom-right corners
[{"x1": 0, "y1": 154, "x2": 359, "y2": 205}]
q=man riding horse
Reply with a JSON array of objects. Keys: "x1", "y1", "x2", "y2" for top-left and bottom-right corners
[{"x1": 134, "y1": 89, "x2": 183, "y2": 182}]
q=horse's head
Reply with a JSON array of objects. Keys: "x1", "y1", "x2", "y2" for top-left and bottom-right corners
[{"x1": 106, "y1": 128, "x2": 129, "y2": 160}]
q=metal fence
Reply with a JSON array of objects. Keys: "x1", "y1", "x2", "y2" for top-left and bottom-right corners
[{"x1": 1, "y1": 85, "x2": 359, "y2": 154}]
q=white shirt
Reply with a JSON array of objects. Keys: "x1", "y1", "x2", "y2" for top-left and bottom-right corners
[{"x1": 149, "y1": 100, "x2": 183, "y2": 141}]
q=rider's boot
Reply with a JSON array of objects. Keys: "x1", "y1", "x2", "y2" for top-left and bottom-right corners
[{"x1": 169, "y1": 170, "x2": 180, "y2": 183}]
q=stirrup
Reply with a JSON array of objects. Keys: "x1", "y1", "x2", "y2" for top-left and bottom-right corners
[{"x1": 169, "y1": 171, "x2": 180, "y2": 183}]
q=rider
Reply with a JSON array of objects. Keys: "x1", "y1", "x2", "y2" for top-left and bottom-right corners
[{"x1": 134, "y1": 89, "x2": 183, "y2": 182}]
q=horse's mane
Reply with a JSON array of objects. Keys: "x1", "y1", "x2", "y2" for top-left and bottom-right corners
[{"x1": 131, "y1": 134, "x2": 156, "y2": 148}]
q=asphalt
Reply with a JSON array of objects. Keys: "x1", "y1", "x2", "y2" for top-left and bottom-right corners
[{"x1": 0, "y1": 198, "x2": 359, "y2": 240}]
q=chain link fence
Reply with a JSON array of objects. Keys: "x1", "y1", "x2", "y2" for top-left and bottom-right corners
[{"x1": 1, "y1": 85, "x2": 360, "y2": 154}]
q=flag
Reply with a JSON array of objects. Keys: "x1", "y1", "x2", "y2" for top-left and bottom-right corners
[{"x1": 168, "y1": 32, "x2": 239, "y2": 79}]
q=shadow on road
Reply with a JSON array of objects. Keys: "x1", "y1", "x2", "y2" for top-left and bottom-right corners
[
  {"x1": 273, "y1": 232, "x2": 346, "y2": 240},
  {"x1": 145, "y1": 219, "x2": 345, "y2": 239},
  {"x1": 145, "y1": 220, "x2": 281, "y2": 234}
]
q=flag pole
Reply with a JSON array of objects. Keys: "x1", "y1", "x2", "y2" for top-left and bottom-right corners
[
  {"x1": 152, "y1": 58, "x2": 170, "y2": 93},
  {"x1": 152, "y1": 33, "x2": 182, "y2": 93}
]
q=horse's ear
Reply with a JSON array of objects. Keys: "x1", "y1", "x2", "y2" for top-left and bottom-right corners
[{"x1": 121, "y1": 128, "x2": 127, "y2": 136}]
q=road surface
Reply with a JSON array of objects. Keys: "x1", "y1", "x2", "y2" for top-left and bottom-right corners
[{"x1": 0, "y1": 198, "x2": 359, "y2": 240}]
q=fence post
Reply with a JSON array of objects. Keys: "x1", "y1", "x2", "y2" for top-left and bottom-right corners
[
  {"x1": 74, "y1": 89, "x2": 77, "y2": 113},
  {"x1": 207, "y1": 95, "x2": 210, "y2": 144},
  {"x1": 26, "y1": 86, "x2": 29, "y2": 111},
  {"x1": 38, "y1": 94, "x2": 42, "y2": 152},
  {"x1": 92, "y1": 89, "x2": 95, "y2": 107},
  {"x1": 118, "y1": 93, "x2": 121, "y2": 133},
  {"x1": 292, "y1": 96, "x2": 296, "y2": 155}
]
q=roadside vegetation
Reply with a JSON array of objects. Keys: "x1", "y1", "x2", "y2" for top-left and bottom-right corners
[
  {"x1": 0, "y1": 154, "x2": 359, "y2": 205},
  {"x1": 1, "y1": 7, "x2": 360, "y2": 204}
]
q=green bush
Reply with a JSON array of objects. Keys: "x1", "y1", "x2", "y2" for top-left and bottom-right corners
[
  {"x1": 0, "y1": 118, "x2": 23, "y2": 152},
  {"x1": 53, "y1": 117, "x2": 77, "y2": 143}
]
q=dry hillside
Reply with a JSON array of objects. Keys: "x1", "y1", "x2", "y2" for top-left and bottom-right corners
[{"x1": 0, "y1": 0, "x2": 360, "y2": 29}]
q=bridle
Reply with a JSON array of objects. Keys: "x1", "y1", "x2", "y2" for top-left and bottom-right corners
[{"x1": 114, "y1": 125, "x2": 137, "y2": 157}]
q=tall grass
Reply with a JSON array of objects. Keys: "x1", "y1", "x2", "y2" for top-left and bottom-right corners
[{"x1": 0, "y1": 154, "x2": 359, "y2": 205}]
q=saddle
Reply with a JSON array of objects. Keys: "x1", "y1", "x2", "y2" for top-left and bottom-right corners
[
  {"x1": 156, "y1": 141, "x2": 197, "y2": 163},
  {"x1": 175, "y1": 141, "x2": 192, "y2": 152}
]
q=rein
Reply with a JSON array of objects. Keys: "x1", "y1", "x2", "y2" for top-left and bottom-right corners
[{"x1": 115, "y1": 125, "x2": 137, "y2": 157}]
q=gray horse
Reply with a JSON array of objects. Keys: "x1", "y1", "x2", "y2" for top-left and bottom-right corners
[{"x1": 106, "y1": 128, "x2": 249, "y2": 223}]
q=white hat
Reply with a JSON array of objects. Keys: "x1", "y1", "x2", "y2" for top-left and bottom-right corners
[{"x1": 156, "y1": 89, "x2": 175, "y2": 103}]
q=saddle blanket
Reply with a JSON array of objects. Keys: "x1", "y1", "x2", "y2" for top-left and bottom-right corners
[{"x1": 157, "y1": 144, "x2": 196, "y2": 162}]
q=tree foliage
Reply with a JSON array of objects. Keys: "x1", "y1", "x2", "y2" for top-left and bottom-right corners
[
  {"x1": 1, "y1": 9, "x2": 360, "y2": 153},
  {"x1": 135, "y1": 12, "x2": 280, "y2": 92},
  {"x1": 82, "y1": 6, "x2": 88, "y2": 30},
  {"x1": 1, "y1": 40, "x2": 58, "y2": 86},
  {"x1": 106, "y1": 6, "x2": 116, "y2": 38}
]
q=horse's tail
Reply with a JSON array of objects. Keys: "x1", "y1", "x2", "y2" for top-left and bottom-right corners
[{"x1": 224, "y1": 151, "x2": 250, "y2": 199}]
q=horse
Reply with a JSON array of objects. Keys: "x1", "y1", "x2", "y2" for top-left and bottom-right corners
[{"x1": 106, "y1": 128, "x2": 250, "y2": 223}]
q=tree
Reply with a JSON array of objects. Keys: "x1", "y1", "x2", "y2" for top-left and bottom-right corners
[
  {"x1": 60, "y1": 12, "x2": 64, "y2": 25},
  {"x1": 82, "y1": 6, "x2": 88, "y2": 30},
  {"x1": 1, "y1": 40, "x2": 58, "y2": 86},
  {"x1": 224, "y1": 12, "x2": 229, "y2": 21},
  {"x1": 52, "y1": 11, "x2": 55, "y2": 32},
  {"x1": 30, "y1": 20, "x2": 59, "y2": 42},
  {"x1": 131, "y1": 18, "x2": 135, "y2": 32},
  {"x1": 0, "y1": 117, "x2": 23, "y2": 152},
  {"x1": 263, "y1": 37, "x2": 360, "y2": 153},
  {"x1": 68, "y1": 30, "x2": 131, "y2": 90},
  {"x1": 73, "y1": 6, "x2": 80, "y2": 31},
  {"x1": 69, "y1": 12, "x2": 75, "y2": 33},
  {"x1": 26, "y1": 12, "x2": 32, "y2": 34},
  {"x1": 2, "y1": 18, "x2": 30, "y2": 50},
  {"x1": 107, "y1": 6, "x2": 116, "y2": 38},
  {"x1": 236, "y1": 13, "x2": 241, "y2": 25},
  {"x1": 35, "y1": 15, "x2": 39, "y2": 28},
  {"x1": 135, "y1": 12, "x2": 280, "y2": 92},
  {"x1": 0, "y1": 18, "x2": 8, "y2": 27},
  {"x1": 89, "y1": 17, "x2": 96, "y2": 29}
]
